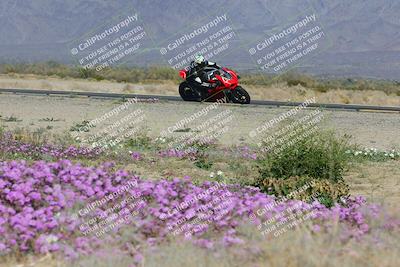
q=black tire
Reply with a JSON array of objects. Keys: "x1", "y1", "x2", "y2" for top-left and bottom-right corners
[
  {"x1": 179, "y1": 82, "x2": 202, "y2": 102},
  {"x1": 231, "y1": 86, "x2": 251, "y2": 104}
]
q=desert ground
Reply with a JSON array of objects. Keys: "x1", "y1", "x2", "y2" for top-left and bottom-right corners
[
  {"x1": 0, "y1": 93, "x2": 399, "y2": 149},
  {"x1": 0, "y1": 90, "x2": 399, "y2": 267}
]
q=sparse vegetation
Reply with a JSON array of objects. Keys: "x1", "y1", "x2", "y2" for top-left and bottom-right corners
[
  {"x1": 39, "y1": 117, "x2": 61, "y2": 122},
  {"x1": 1, "y1": 62, "x2": 400, "y2": 95},
  {"x1": 0, "y1": 62, "x2": 179, "y2": 84},
  {"x1": 1, "y1": 115, "x2": 22, "y2": 122},
  {"x1": 69, "y1": 120, "x2": 92, "y2": 132},
  {"x1": 124, "y1": 131, "x2": 154, "y2": 150}
]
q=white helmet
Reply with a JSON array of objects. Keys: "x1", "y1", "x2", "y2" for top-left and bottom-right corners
[{"x1": 194, "y1": 54, "x2": 205, "y2": 64}]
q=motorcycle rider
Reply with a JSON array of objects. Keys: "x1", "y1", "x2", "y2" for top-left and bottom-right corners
[{"x1": 187, "y1": 54, "x2": 221, "y2": 90}]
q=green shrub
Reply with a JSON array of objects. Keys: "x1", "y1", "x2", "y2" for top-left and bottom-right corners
[
  {"x1": 281, "y1": 72, "x2": 316, "y2": 88},
  {"x1": 255, "y1": 127, "x2": 353, "y2": 207},
  {"x1": 124, "y1": 131, "x2": 153, "y2": 150},
  {"x1": 254, "y1": 176, "x2": 349, "y2": 207},
  {"x1": 70, "y1": 120, "x2": 92, "y2": 132},
  {"x1": 313, "y1": 84, "x2": 330, "y2": 93},
  {"x1": 257, "y1": 129, "x2": 352, "y2": 182},
  {"x1": 194, "y1": 157, "x2": 213, "y2": 170}
]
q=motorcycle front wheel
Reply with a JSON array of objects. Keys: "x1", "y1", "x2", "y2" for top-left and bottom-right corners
[
  {"x1": 231, "y1": 86, "x2": 251, "y2": 104},
  {"x1": 179, "y1": 82, "x2": 202, "y2": 102}
]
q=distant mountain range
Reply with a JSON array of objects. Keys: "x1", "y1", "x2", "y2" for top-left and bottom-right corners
[{"x1": 0, "y1": 0, "x2": 399, "y2": 79}]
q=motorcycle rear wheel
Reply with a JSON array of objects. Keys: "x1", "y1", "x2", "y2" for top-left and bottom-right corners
[
  {"x1": 179, "y1": 82, "x2": 202, "y2": 102},
  {"x1": 231, "y1": 86, "x2": 251, "y2": 104}
]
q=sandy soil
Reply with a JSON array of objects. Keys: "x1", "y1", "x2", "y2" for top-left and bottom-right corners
[
  {"x1": 1, "y1": 74, "x2": 400, "y2": 106},
  {"x1": 345, "y1": 161, "x2": 400, "y2": 207},
  {"x1": 0, "y1": 93, "x2": 399, "y2": 150}
]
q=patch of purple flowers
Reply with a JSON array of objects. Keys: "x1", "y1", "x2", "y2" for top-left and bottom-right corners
[
  {"x1": 0, "y1": 132, "x2": 102, "y2": 159},
  {"x1": 0, "y1": 160, "x2": 398, "y2": 258},
  {"x1": 130, "y1": 151, "x2": 142, "y2": 161},
  {"x1": 237, "y1": 146, "x2": 257, "y2": 160},
  {"x1": 222, "y1": 146, "x2": 257, "y2": 160},
  {"x1": 157, "y1": 148, "x2": 199, "y2": 160}
]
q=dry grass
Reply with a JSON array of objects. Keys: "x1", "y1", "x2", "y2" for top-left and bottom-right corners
[
  {"x1": 2, "y1": 222, "x2": 398, "y2": 267},
  {"x1": 1, "y1": 74, "x2": 399, "y2": 106},
  {"x1": 0, "y1": 254, "x2": 56, "y2": 267},
  {"x1": 245, "y1": 83, "x2": 400, "y2": 106},
  {"x1": 125, "y1": 156, "x2": 210, "y2": 181},
  {"x1": 140, "y1": 225, "x2": 400, "y2": 267},
  {"x1": 0, "y1": 74, "x2": 178, "y2": 96}
]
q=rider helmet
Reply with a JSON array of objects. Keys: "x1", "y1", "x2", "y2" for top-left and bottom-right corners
[{"x1": 194, "y1": 54, "x2": 205, "y2": 65}]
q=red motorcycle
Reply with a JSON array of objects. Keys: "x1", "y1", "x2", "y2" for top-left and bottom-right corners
[{"x1": 178, "y1": 67, "x2": 251, "y2": 104}]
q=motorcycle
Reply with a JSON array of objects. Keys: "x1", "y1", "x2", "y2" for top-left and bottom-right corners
[{"x1": 178, "y1": 66, "x2": 251, "y2": 104}]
